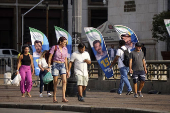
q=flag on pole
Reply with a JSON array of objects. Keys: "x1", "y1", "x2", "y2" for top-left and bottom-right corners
[
  {"x1": 54, "y1": 26, "x2": 72, "y2": 58},
  {"x1": 84, "y1": 27, "x2": 113, "y2": 78},
  {"x1": 114, "y1": 25, "x2": 138, "y2": 51},
  {"x1": 164, "y1": 19, "x2": 170, "y2": 36},
  {"x1": 29, "y1": 27, "x2": 49, "y2": 76}
]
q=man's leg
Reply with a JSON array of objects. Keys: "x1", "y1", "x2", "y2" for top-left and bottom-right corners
[
  {"x1": 82, "y1": 86, "x2": 86, "y2": 94},
  {"x1": 119, "y1": 67, "x2": 132, "y2": 93},
  {"x1": 137, "y1": 71, "x2": 145, "y2": 97},
  {"x1": 118, "y1": 77, "x2": 124, "y2": 94},
  {"x1": 78, "y1": 85, "x2": 83, "y2": 97},
  {"x1": 138, "y1": 81, "x2": 145, "y2": 97},
  {"x1": 138, "y1": 81, "x2": 145, "y2": 92},
  {"x1": 134, "y1": 83, "x2": 137, "y2": 94}
]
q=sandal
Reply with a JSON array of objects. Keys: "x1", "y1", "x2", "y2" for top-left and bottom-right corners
[
  {"x1": 62, "y1": 99, "x2": 68, "y2": 103},
  {"x1": 27, "y1": 93, "x2": 32, "y2": 97},
  {"x1": 53, "y1": 100, "x2": 58, "y2": 103},
  {"x1": 21, "y1": 93, "x2": 25, "y2": 97}
]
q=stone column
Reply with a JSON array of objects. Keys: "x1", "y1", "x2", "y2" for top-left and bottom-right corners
[{"x1": 73, "y1": 0, "x2": 82, "y2": 51}]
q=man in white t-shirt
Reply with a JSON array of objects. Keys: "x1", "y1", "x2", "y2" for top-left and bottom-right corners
[
  {"x1": 110, "y1": 40, "x2": 133, "y2": 95},
  {"x1": 68, "y1": 43, "x2": 91, "y2": 102}
]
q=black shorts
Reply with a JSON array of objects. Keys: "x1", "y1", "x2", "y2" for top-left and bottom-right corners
[{"x1": 132, "y1": 71, "x2": 145, "y2": 83}]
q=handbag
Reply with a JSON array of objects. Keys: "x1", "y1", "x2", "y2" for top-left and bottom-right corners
[
  {"x1": 12, "y1": 73, "x2": 21, "y2": 86},
  {"x1": 43, "y1": 72, "x2": 53, "y2": 84}
]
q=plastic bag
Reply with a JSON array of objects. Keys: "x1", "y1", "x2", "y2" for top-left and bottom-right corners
[
  {"x1": 43, "y1": 72, "x2": 53, "y2": 84},
  {"x1": 12, "y1": 73, "x2": 21, "y2": 86}
]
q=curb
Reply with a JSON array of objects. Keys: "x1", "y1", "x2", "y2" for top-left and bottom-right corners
[{"x1": 0, "y1": 103, "x2": 168, "y2": 113}]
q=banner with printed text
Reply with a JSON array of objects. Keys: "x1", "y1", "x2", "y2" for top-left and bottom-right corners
[
  {"x1": 54, "y1": 26, "x2": 72, "y2": 58},
  {"x1": 29, "y1": 27, "x2": 49, "y2": 76},
  {"x1": 84, "y1": 27, "x2": 113, "y2": 78}
]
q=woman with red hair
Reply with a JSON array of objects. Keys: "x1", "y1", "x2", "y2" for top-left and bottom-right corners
[{"x1": 48, "y1": 37, "x2": 69, "y2": 103}]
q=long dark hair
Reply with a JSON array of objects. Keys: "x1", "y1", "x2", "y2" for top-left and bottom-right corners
[
  {"x1": 57, "y1": 37, "x2": 67, "y2": 45},
  {"x1": 21, "y1": 45, "x2": 29, "y2": 54}
]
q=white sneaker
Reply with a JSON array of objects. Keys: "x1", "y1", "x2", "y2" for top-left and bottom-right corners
[
  {"x1": 39, "y1": 93, "x2": 43, "y2": 97},
  {"x1": 47, "y1": 93, "x2": 52, "y2": 97}
]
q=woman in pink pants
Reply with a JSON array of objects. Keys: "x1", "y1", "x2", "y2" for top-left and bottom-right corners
[{"x1": 16, "y1": 45, "x2": 34, "y2": 97}]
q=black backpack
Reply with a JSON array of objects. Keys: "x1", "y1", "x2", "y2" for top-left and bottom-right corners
[{"x1": 120, "y1": 48, "x2": 130, "y2": 67}]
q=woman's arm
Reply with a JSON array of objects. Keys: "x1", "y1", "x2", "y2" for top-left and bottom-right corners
[
  {"x1": 16, "y1": 55, "x2": 22, "y2": 74},
  {"x1": 30, "y1": 55, "x2": 34, "y2": 75},
  {"x1": 38, "y1": 59, "x2": 44, "y2": 71},
  {"x1": 65, "y1": 57, "x2": 68, "y2": 71},
  {"x1": 48, "y1": 53, "x2": 53, "y2": 68}
]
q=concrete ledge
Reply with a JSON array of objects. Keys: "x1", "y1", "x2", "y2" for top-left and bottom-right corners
[
  {"x1": 0, "y1": 103, "x2": 168, "y2": 113},
  {"x1": 62, "y1": 105, "x2": 91, "y2": 112},
  {"x1": 87, "y1": 79, "x2": 170, "y2": 94}
]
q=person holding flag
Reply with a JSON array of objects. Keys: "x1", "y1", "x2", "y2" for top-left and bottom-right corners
[{"x1": 110, "y1": 40, "x2": 133, "y2": 95}]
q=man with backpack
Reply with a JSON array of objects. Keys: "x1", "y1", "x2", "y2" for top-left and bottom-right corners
[
  {"x1": 110, "y1": 39, "x2": 133, "y2": 95},
  {"x1": 129, "y1": 43, "x2": 147, "y2": 98}
]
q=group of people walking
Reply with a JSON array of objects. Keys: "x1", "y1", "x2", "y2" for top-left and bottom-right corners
[
  {"x1": 16, "y1": 36, "x2": 91, "y2": 102},
  {"x1": 16, "y1": 34, "x2": 147, "y2": 103},
  {"x1": 110, "y1": 34, "x2": 147, "y2": 98}
]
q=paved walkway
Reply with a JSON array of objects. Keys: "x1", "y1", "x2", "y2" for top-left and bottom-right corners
[{"x1": 0, "y1": 85, "x2": 169, "y2": 113}]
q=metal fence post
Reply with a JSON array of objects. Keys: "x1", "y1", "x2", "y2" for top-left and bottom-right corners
[{"x1": 10, "y1": 57, "x2": 13, "y2": 74}]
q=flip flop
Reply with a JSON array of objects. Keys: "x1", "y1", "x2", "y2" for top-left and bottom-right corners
[
  {"x1": 53, "y1": 100, "x2": 58, "y2": 103},
  {"x1": 62, "y1": 99, "x2": 68, "y2": 103}
]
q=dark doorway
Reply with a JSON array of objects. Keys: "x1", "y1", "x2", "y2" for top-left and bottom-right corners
[{"x1": 0, "y1": 8, "x2": 13, "y2": 49}]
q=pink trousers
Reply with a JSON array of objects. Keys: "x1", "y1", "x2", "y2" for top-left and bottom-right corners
[{"x1": 19, "y1": 65, "x2": 32, "y2": 93}]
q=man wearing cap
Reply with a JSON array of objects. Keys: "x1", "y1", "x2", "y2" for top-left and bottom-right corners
[
  {"x1": 129, "y1": 43, "x2": 147, "y2": 98},
  {"x1": 110, "y1": 40, "x2": 133, "y2": 95}
]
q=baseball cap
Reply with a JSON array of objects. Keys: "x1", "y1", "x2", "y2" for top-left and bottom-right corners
[
  {"x1": 135, "y1": 43, "x2": 142, "y2": 47},
  {"x1": 121, "y1": 33, "x2": 131, "y2": 37}
]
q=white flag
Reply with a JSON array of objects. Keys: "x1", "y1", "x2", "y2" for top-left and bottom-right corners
[{"x1": 164, "y1": 19, "x2": 170, "y2": 36}]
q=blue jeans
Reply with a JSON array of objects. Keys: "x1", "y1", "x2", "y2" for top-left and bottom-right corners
[
  {"x1": 39, "y1": 70, "x2": 50, "y2": 93},
  {"x1": 118, "y1": 66, "x2": 132, "y2": 94}
]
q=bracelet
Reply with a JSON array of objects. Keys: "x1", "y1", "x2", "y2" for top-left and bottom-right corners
[
  {"x1": 16, "y1": 70, "x2": 19, "y2": 72},
  {"x1": 48, "y1": 67, "x2": 51, "y2": 68}
]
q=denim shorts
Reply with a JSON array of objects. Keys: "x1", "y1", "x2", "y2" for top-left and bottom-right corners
[
  {"x1": 52, "y1": 62, "x2": 66, "y2": 76},
  {"x1": 132, "y1": 71, "x2": 145, "y2": 83}
]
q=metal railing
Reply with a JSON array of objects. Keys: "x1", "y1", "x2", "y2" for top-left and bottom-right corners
[
  {"x1": 0, "y1": 56, "x2": 18, "y2": 84},
  {"x1": 89, "y1": 60, "x2": 170, "y2": 81}
]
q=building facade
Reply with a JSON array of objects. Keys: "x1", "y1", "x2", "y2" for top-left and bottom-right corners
[
  {"x1": 0, "y1": 0, "x2": 169, "y2": 60},
  {"x1": 68, "y1": 0, "x2": 169, "y2": 60},
  {"x1": 0, "y1": 0, "x2": 64, "y2": 51},
  {"x1": 108, "y1": 0, "x2": 168, "y2": 60}
]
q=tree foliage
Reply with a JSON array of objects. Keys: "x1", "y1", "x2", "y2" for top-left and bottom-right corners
[{"x1": 152, "y1": 11, "x2": 170, "y2": 41}]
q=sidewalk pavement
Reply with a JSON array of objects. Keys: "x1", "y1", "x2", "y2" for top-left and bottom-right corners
[{"x1": 0, "y1": 85, "x2": 169, "y2": 113}]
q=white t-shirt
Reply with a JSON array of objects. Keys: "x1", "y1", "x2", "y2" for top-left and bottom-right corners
[
  {"x1": 111, "y1": 49, "x2": 114, "y2": 57},
  {"x1": 70, "y1": 51, "x2": 91, "y2": 77},
  {"x1": 38, "y1": 58, "x2": 48, "y2": 68},
  {"x1": 116, "y1": 46, "x2": 128, "y2": 68}
]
